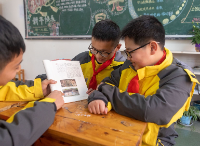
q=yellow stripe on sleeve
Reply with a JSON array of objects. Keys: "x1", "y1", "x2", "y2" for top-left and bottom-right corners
[
  {"x1": 107, "y1": 102, "x2": 112, "y2": 112},
  {"x1": 6, "y1": 101, "x2": 36, "y2": 123}
]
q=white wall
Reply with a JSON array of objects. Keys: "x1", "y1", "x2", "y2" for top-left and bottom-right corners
[{"x1": 0, "y1": 0, "x2": 195, "y2": 80}]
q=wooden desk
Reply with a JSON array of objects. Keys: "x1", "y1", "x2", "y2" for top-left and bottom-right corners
[
  {"x1": 0, "y1": 100, "x2": 147, "y2": 146},
  {"x1": 0, "y1": 101, "x2": 27, "y2": 113}
]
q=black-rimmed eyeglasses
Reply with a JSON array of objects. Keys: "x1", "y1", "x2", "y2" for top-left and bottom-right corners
[
  {"x1": 88, "y1": 43, "x2": 116, "y2": 57},
  {"x1": 124, "y1": 42, "x2": 150, "y2": 58}
]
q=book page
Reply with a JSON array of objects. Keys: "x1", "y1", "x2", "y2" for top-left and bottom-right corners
[{"x1": 43, "y1": 60, "x2": 88, "y2": 103}]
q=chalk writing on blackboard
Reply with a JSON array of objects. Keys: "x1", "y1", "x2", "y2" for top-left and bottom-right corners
[{"x1": 24, "y1": 0, "x2": 200, "y2": 39}]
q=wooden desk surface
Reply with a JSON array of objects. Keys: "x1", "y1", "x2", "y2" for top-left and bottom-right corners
[
  {"x1": 0, "y1": 100, "x2": 147, "y2": 146},
  {"x1": 0, "y1": 101, "x2": 27, "y2": 113}
]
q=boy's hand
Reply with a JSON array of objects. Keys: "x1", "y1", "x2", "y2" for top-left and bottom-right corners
[
  {"x1": 47, "y1": 90, "x2": 64, "y2": 110},
  {"x1": 86, "y1": 88, "x2": 94, "y2": 95},
  {"x1": 88, "y1": 100, "x2": 108, "y2": 115},
  {"x1": 42, "y1": 79, "x2": 57, "y2": 97}
]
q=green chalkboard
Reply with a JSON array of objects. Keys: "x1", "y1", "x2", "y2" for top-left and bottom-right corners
[{"x1": 24, "y1": 0, "x2": 200, "y2": 39}]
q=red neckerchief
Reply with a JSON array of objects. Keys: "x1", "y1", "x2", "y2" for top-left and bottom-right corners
[
  {"x1": 127, "y1": 50, "x2": 166, "y2": 93},
  {"x1": 89, "y1": 53, "x2": 116, "y2": 90},
  {"x1": 154, "y1": 50, "x2": 166, "y2": 66}
]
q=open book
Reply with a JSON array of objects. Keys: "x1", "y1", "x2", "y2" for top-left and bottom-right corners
[{"x1": 43, "y1": 60, "x2": 88, "y2": 103}]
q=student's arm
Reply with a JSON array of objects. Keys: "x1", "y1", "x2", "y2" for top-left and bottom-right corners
[
  {"x1": 0, "y1": 91, "x2": 64, "y2": 146},
  {"x1": 0, "y1": 101, "x2": 55, "y2": 146},
  {"x1": 87, "y1": 64, "x2": 125, "y2": 114},
  {"x1": 88, "y1": 74, "x2": 192, "y2": 126},
  {"x1": 0, "y1": 78, "x2": 44, "y2": 101},
  {"x1": 101, "y1": 64, "x2": 123, "y2": 87}
]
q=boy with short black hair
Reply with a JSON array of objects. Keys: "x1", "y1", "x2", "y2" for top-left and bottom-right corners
[
  {"x1": 72, "y1": 19, "x2": 125, "y2": 93},
  {"x1": 0, "y1": 15, "x2": 64, "y2": 146},
  {"x1": 88, "y1": 15, "x2": 199, "y2": 146},
  {"x1": 37, "y1": 19, "x2": 125, "y2": 94}
]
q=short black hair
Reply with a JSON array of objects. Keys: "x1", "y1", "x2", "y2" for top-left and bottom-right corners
[
  {"x1": 92, "y1": 19, "x2": 120, "y2": 46},
  {"x1": 121, "y1": 15, "x2": 165, "y2": 50},
  {"x1": 0, "y1": 15, "x2": 25, "y2": 71}
]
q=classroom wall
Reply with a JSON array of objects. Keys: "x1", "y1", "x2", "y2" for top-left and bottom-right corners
[{"x1": 0, "y1": 0, "x2": 195, "y2": 80}]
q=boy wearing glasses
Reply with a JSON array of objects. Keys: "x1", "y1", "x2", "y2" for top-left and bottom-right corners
[
  {"x1": 88, "y1": 15, "x2": 199, "y2": 146},
  {"x1": 72, "y1": 19, "x2": 125, "y2": 93}
]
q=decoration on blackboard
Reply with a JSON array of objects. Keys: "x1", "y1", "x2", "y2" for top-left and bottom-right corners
[{"x1": 24, "y1": 0, "x2": 200, "y2": 39}]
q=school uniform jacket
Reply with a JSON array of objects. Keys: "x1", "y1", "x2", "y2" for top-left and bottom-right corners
[
  {"x1": 88, "y1": 48, "x2": 199, "y2": 146},
  {"x1": 0, "y1": 79, "x2": 57, "y2": 146},
  {"x1": 0, "y1": 78, "x2": 43, "y2": 101},
  {"x1": 72, "y1": 51, "x2": 126, "y2": 88}
]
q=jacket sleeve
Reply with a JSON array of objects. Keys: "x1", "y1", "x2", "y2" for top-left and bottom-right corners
[
  {"x1": 35, "y1": 74, "x2": 47, "y2": 81},
  {"x1": 71, "y1": 55, "x2": 78, "y2": 61},
  {"x1": 0, "y1": 78, "x2": 44, "y2": 101},
  {"x1": 87, "y1": 67, "x2": 123, "y2": 109},
  {"x1": 71, "y1": 52, "x2": 83, "y2": 61},
  {"x1": 101, "y1": 64, "x2": 123, "y2": 87},
  {"x1": 88, "y1": 74, "x2": 193, "y2": 126},
  {"x1": 0, "y1": 98, "x2": 56, "y2": 146}
]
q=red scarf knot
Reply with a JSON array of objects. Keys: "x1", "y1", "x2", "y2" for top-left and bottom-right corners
[
  {"x1": 127, "y1": 50, "x2": 166, "y2": 93},
  {"x1": 89, "y1": 53, "x2": 116, "y2": 90}
]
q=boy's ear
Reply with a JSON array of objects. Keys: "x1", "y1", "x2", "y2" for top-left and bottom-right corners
[
  {"x1": 150, "y1": 41, "x2": 158, "y2": 55},
  {"x1": 115, "y1": 44, "x2": 121, "y2": 52}
]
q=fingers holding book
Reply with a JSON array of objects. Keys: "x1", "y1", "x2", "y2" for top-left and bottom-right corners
[
  {"x1": 42, "y1": 79, "x2": 57, "y2": 96},
  {"x1": 47, "y1": 90, "x2": 64, "y2": 110}
]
